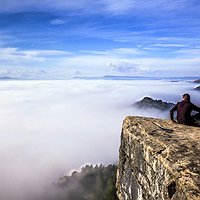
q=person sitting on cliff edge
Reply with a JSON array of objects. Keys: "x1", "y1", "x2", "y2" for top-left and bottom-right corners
[{"x1": 170, "y1": 94, "x2": 200, "y2": 126}]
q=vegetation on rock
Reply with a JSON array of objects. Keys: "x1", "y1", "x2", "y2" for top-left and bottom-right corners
[{"x1": 56, "y1": 164, "x2": 119, "y2": 200}]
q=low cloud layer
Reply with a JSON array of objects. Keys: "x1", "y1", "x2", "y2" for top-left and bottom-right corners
[{"x1": 0, "y1": 79, "x2": 199, "y2": 200}]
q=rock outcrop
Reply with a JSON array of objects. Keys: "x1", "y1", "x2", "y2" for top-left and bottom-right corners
[
  {"x1": 194, "y1": 80, "x2": 200, "y2": 83},
  {"x1": 116, "y1": 116, "x2": 200, "y2": 200},
  {"x1": 134, "y1": 97, "x2": 175, "y2": 111},
  {"x1": 194, "y1": 86, "x2": 200, "y2": 91}
]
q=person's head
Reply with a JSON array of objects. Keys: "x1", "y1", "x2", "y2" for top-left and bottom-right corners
[{"x1": 182, "y1": 93, "x2": 190, "y2": 102}]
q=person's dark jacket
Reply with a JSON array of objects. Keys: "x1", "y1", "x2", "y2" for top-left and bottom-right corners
[{"x1": 170, "y1": 100, "x2": 200, "y2": 125}]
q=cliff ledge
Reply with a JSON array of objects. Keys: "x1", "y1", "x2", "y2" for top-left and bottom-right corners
[{"x1": 116, "y1": 116, "x2": 200, "y2": 200}]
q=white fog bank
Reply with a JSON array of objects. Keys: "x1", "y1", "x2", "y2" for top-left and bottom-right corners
[{"x1": 0, "y1": 79, "x2": 199, "y2": 200}]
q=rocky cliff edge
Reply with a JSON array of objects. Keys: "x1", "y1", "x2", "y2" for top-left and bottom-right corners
[{"x1": 116, "y1": 116, "x2": 200, "y2": 200}]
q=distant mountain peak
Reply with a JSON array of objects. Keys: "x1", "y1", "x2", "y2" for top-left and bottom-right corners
[{"x1": 0, "y1": 77, "x2": 19, "y2": 80}]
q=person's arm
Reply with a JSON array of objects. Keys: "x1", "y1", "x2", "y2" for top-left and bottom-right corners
[
  {"x1": 192, "y1": 103, "x2": 200, "y2": 113},
  {"x1": 170, "y1": 103, "x2": 178, "y2": 123}
]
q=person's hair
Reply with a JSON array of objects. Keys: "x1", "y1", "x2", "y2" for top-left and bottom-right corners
[{"x1": 183, "y1": 93, "x2": 190, "y2": 102}]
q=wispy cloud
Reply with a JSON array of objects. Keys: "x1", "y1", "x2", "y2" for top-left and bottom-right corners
[
  {"x1": 0, "y1": 68, "x2": 46, "y2": 78},
  {"x1": 111, "y1": 48, "x2": 144, "y2": 55},
  {"x1": 0, "y1": 48, "x2": 73, "y2": 78},
  {"x1": 52, "y1": 52, "x2": 199, "y2": 77},
  {"x1": 80, "y1": 48, "x2": 144, "y2": 56},
  {"x1": 174, "y1": 48, "x2": 200, "y2": 57},
  {"x1": 0, "y1": 48, "x2": 71, "y2": 61},
  {"x1": 152, "y1": 43, "x2": 188, "y2": 48},
  {"x1": 0, "y1": 45, "x2": 200, "y2": 78},
  {"x1": 0, "y1": 0, "x2": 199, "y2": 78},
  {"x1": 0, "y1": 0, "x2": 199, "y2": 16},
  {"x1": 0, "y1": 32, "x2": 16, "y2": 46},
  {"x1": 50, "y1": 18, "x2": 66, "y2": 25},
  {"x1": 107, "y1": 61, "x2": 153, "y2": 75},
  {"x1": 101, "y1": 0, "x2": 136, "y2": 15},
  {"x1": 102, "y1": 0, "x2": 200, "y2": 16}
]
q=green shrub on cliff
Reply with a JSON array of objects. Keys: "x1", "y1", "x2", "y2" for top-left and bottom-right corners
[{"x1": 57, "y1": 164, "x2": 119, "y2": 200}]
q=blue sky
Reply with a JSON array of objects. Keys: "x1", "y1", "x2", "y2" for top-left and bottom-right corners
[{"x1": 0, "y1": 0, "x2": 200, "y2": 78}]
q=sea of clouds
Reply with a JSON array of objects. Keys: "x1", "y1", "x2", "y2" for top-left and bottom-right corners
[{"x1": 0, "y1": 79, "x2": 199, "y2": 200}]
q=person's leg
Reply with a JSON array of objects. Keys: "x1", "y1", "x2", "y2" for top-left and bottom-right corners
[
  {"x1": 192, "y1": 113, "x2": 200, "y2": 127},
  {"x1": 193, "y1": 113, "x2": 200, "y2": 120}
]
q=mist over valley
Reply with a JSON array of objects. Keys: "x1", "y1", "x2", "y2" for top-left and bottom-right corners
[{"x1": 0, "y1": 79, "x2": 199, "y2": 200}]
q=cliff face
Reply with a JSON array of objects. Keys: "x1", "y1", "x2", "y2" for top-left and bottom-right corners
[{"x1": 116, "y1": 116, "x2": 200, "y2": 200}]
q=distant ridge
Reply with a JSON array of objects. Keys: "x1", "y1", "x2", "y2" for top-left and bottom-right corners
[
  {"x1": 72, "y1": 75, "x2": 200, "y2": 81},
  {"x1": 103, "y1": 75, "x2": 159, "y2": 80},
  {"x1": 73, "y1": 75, "x2": 159, "y2": 80},
  {"x1": 0, "y1": 77, "x2": 19, "y2": 80}
]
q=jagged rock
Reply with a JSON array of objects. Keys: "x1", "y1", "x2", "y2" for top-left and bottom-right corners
[
  {"x1": 116, "y1": 116, "x2": 200, "y2": 200},
  {"x1": 194, "y1": 86, "x2": 200, "y2": 91},
  {"x1": 134, "y1": 97, "x2": 175, "y2": 111},
  {"x1": 194, "y1": 79, "x2": 200, "y2": 83}
]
